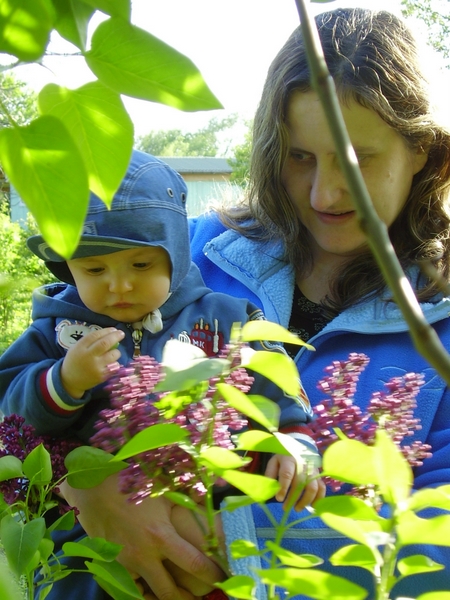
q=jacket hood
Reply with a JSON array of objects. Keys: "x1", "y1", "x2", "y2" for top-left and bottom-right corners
[{"x1": 27, "y1": 151, "x2": 190, "y2": 293}]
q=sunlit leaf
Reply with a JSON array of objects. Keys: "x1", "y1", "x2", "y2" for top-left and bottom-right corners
[
  {"x1": 215, "y1": 575, "x2": 256, "y2": 600},
  {"x1": 63, "y1": 537, "x2": 122, "y2": 561},
  {"x1": 229, "y1": 539, "x2": 261, "y2": 559},
  {"x1": 259, "y1": 567, "x2": 367, "y2": 599},
  {"x1": 220, "y1": 470, "x2": 280, "y2": 503},
  {"x1": 87, "y1": 559, "x2": 142, "y2": 598},
  {"x1": 156, "y1": 359, "x2": 227, "y2": 392},
  {"x1": 1, "y1": 516, "x2": 46, "y2": 577},
  {"x1": 417, "y1": 593, "x2": 450, "y2": 600},
  {"x1": 241, "y1": 350, "x2": 300, "y2": 396},
  {"x1": 406, "y1": 485, "x2": 450, "y2": 513},
  {"x1": 221, "y1": 495, "x2": 257, "y2": 511},
  {"x1": 65, "y1": 446, "x2": 127, "y2": 488},
  {"x1": 48, "y1": 510, "x2": 76, "y2": 533},
  {"x1": 52, "y1": 0, "x2": 94, "y2": 50},
  {"x1": 22, "y1": 443, "x2": 52, "y2": 485},
  {"x1": 199, "y1": 446, "x2": 251, "y2": 471},
  {"x1": 397, "y1": 512, "x2": 450, "y2": 547},
  {"x1": 83, "y1": 0, "x2": 130, "y2": 19},
  {"x1": 0, "y1": 0, "x2": 54, "y2": 61},
  {"x1": 0, "y1": 115, "x2": 89, "y2": 259},
  {"x1": 330, "y1": 544, "x2": 378, "y2": 573},
  {"x1": 38, "y1": 81, "x2": 134, "y2": 204},
  {"x1": 265, "y1": 542, "x2": 323, "y2": 568},
  {"x1": 322, "y1": 437, "x2": 378, "y2": 485},
  {"x1": 241, "y1": 320, "x2": 315, "y2": 350},
  {"x1": 397, "y1": 554, "x2": 444, "y2": 577},
  {"x1": 112, "y1": 423, "x2": 188, "y2": 461},
  {"x1": 85, "y1": 18, "x2": 222, "y2": 111},
  {"x1": 163, "y1": 492, "x2": 203, "y2": 513},
  {"x1": 374, "y1": 429, "x2": 412, "y2": 505},
  {"x1": 0, "y1": 455, "x2": 23, "y2": 481},
  {"x1": 234, "y1": 430, "x2": 290, "y2": 454},
  {"x1": 216, "y1": 383, "x2": 280, "y2": 431},
  {"x1": 0, "y1": 561, "x2": 23, "y2": 600}
]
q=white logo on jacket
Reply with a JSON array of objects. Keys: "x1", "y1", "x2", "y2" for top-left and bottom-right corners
[{"x1": 55, "y1": 320, "x2": 102, "y2": 350}]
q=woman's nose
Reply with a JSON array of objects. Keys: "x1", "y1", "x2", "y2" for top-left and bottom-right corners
[{"x1": 310, "y1": 162, "x2": 346, "y2": 211}]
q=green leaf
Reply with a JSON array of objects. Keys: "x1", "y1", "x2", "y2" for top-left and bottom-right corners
[
  {"x1": 215, "y1": 575, "x2": 256, "y2": 600},
  {"x1": 234, "y1": 430, "x2": 291, "y2": 454},
  {"x1": 83, "y1": 0, "x2": 130, "y2": 19},
  {"x1": 87, "y1": 559, "x2": 143, "y2": 598},
  {"x1": 241, "y1": 320, "x2": 315, "y2": 350},
  {"x1": 0, "y1": 562, "x2": 22, "y2": 600},
  {"x1": 397, "y1": 554, "x2": 444, "y2": 576},
  {"x1": 241, "y1": 350, "x2": 300, "y2": 397},
  {"x1": 406, "y1": 485, "x2": 450, "y2": 512},
  {"x1": 221, "y1": 495, "x2": 257, "y2": 511},
  {"x1": 84, "y1": 18, "x2": 222, "y2": 111},
  {"x1": 397, "y1": 512, "x2": 450, "y2": 546},
  {"x1": 259, "y1": 567, "x2": 367, "y2": 599},
  {"x1": 229, "y1": 539, "x2": 261, "y2": 559},
  {"x1": 322, "y1": 437, "x2": 379, "y2": 485},
  {"x1": 374, "y1": 429, "x2": 412, "y2": 505},
  {"x1": 48, "y1": 510, "x2": 76, "y2": 533},
  {"x1": 314, "y1": 496, "x2": 387, "y2": 548},
  {"x1": 265, "y1": 541, "x2": 323, "y2": 568},
  {"x1": 199, "y1": 446, "x2": 251, "y2": 471},
  {"x1": 1, "y1": 515, "x2": 46, "y2": 577},
  {"x1": 163, "y1": 492, "x2": 203, "y2": 513},
  {"x1": 0, "y1": 115, "x2": 89, "y2": 260},
  {"x1": 156, "y1": 359, "x2": 227, "y2": 392},
  {"x1": 220, "y1": 470, "x2": 280, "y2": 503},
  {"x1": 0, "y1": 0, "x2": 55, "y2": 61},
  {"x1": 330, "y1": 544, "x2": 378, "y2": 574},
  {"x1": 38, "y1": 537, "x2": 54, "y2": 563},
  {"x1": 112, "y1": 423, "x2": 188, "y2": 461},
  {"x1": 65, "y1": 446, "x2": 127, "y2": 488},
  {"x1": 22, "y1": 443, "x2": 52, "y2": 486},
  {"x1": 216, "y1": 383, "x2": 280, "y2": 431},
  {"x1": 0, "y1": 455, "x2": 23, "y2": 481},
  {"x1": 63, "y1": 537, "x2": 122, "y2": 561},
  {"x1": 52, "y1": 0, "x2": 94, "y2": 50},
  {"x1": 38, "y1": 81, "x2": 134, "y2": 204}
]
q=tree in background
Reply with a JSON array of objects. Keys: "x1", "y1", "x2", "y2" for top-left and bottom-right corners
[
  {"x1": 0, "y1": 210, "x2": 56, "y2": 354},
  {"x1": 229, "y1": 120, "x2": 252, "y2": 189},
  {"x1": 402, "y1": 0, "x2": 450, "y2": 63},
  {"x1": 136, "y1": 113, "x2": 238, "y2": 156}
]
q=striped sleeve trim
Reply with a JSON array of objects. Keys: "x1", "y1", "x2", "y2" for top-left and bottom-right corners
[{"x1": 39, "y1": 367, "x2": 83, "y2": 415}]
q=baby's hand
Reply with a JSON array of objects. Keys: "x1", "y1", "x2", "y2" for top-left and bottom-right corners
[
  {"x1": 61, "y1": 327, "x2": 125, "y2": 398},
  {"x1": 265, "y1": 453, "x2": 326, "y2": 512}
]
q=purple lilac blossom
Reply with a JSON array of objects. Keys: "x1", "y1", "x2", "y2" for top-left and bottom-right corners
[
  {"x1": 310, "y1": 353, "x2": 432, "y2": 494},
  {"x1": 90, "y1": 352, "x2": 251, "y2": 504}
]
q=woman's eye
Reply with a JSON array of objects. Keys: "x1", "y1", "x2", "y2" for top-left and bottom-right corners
[
  {"x1": 133, "y1": 262, "x2": 151, "y2": 269},
  {"x1": 291, "y1": 151, "x2": 314, "y2": 161}
]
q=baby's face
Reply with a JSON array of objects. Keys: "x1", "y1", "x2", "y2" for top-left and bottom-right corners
[{"x1": 67, "y1": 246, "x2": 171, "y2": 322}]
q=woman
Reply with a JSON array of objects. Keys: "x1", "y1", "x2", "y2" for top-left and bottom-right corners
[{"x1": 60, "y1": 7, "x2": 450, "y2": 600}]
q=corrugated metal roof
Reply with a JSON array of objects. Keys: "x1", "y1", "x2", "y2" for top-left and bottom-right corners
[{"x1": 158, "y1": 156, "x2": 232, "y2": 174}]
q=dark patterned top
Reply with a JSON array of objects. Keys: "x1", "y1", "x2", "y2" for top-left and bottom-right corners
[{"x1": 284, "y1": 285, "x2": 333, "y2": 358}]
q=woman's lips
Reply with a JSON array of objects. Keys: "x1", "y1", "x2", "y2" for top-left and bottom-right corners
[{"x1": 314, "y1": 210, "x2": 355, "y2": 225}]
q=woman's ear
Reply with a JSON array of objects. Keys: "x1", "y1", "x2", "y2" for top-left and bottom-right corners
[{"x1": 412, "y1": 146, "x2": 429, "y2": 175}]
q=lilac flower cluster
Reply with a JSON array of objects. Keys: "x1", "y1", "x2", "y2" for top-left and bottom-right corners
[
  {"x1": 310, "y1": 353, "x2": 432, "y2": 494},
  {"x1": 0, "y1": 414, "x2": 80, "y2": 507},
  {"x1": 91, "y1": 352, "x2": 252, "y2": 503}
]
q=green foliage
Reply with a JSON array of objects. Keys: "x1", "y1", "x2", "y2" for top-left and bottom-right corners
[
  {"x1": 0, "y1": 0, "x2": 222, "y2": 260},
  {"x1": 229, "y1": 119, "x2": 253, "y2": 188},
  {"x1": 401, "y1": 0, "x2": 450, "y2": 63},
  {"x1": 136, "y1": 114, "x2": 239, "y2": 157},
  {"x1": 0, "y1": 212, "x2": 56, "y2": 355},
  {"x1": 0, "y1": 72, "x2": 38, "y2": 128}
]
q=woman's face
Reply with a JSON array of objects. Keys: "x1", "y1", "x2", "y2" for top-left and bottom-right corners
[{"x1": 281, "y1": 91, "x2": 428, "y2": 266}]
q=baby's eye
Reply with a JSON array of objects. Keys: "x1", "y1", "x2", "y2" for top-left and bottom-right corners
[
  {"x1": 86, "y1": 267, "x2": 104, "y2": 274},
  {"x1": 133, "y1": 262, "x2": 151, "y2": 269}
]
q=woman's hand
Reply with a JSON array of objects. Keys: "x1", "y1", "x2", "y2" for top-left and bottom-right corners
[{"x1": 60, "y1": 473, "x2": 225, "y2": 600}]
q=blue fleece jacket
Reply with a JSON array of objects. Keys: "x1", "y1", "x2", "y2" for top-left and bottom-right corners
[{"x1": 190, "y1": 212, "x2": 450, "y2": 599}]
